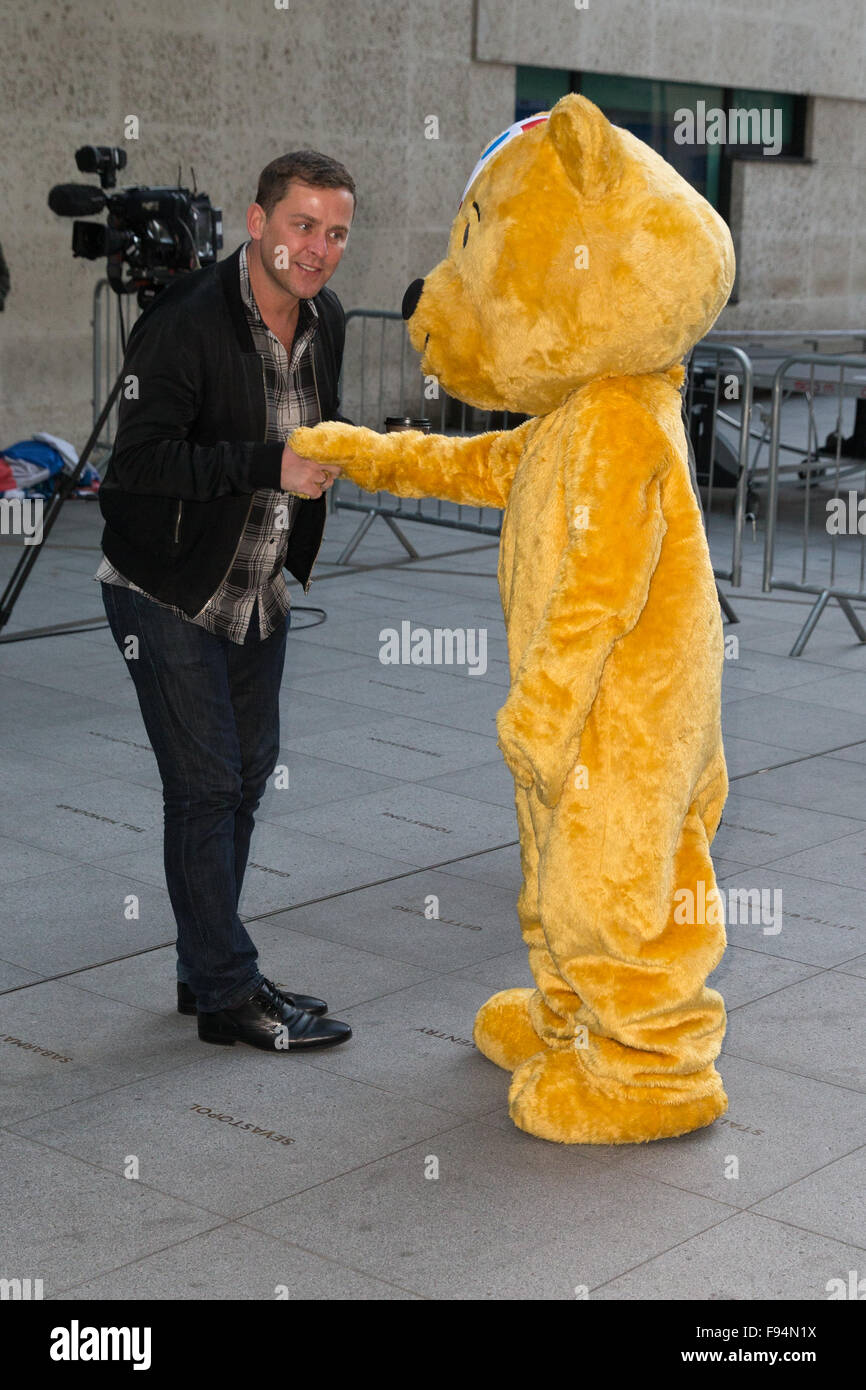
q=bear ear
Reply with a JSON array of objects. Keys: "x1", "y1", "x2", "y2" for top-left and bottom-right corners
[{"x1": 547, "y1": 94, "x2": 625, "y2": 199}]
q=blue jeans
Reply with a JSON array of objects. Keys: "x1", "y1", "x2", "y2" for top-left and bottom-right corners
[{"x1": 101, "y1": 583, "x2": 289, "y2": 1012}]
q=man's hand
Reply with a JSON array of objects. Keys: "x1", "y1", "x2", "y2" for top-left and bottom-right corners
[{"x1": 280, "y1": 441, "x2": 342, "y2": 498}]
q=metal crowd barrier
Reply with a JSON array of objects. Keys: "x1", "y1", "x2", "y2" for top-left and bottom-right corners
[
  {"x1": 335, "y1": 310, "x2": 755, "y2": 584},
  {"x1": 684, "y1": 342, "x2": 753, "y2": 588},
  {"x1": 706, "y1": 329, "x2": 866, "y2": 502},
  {"x1": 333, "y1": 309, "x2": 516, "y2": 562},
  {"x1": 762, "y1": 353, "x2": 866, "y2": 656}
]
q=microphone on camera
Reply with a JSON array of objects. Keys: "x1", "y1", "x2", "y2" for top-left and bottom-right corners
[{"x1": 48, "y1": 184, "x2": 108, "y2": 218}]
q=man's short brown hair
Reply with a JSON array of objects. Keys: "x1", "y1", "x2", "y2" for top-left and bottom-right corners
[{"x1": 255, "y1": 150, "x2": 356, "y2": 217}]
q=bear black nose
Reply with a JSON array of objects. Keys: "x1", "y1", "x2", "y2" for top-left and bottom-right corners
[{"x1": 402, "y1": 278, "x2": 424, "y2": 321}]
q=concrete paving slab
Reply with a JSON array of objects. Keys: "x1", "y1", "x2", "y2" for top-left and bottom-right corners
[
  {"x1": 0, "y1": 714, "x2": 163, "y2": 792},
  {"x1": 713, "y1": 792, "x2": 863, "y2": 865},
  {"x1": 0, "y1": 1131, "x2": 219, "y2": 1295},
  {"x1": 278, "y1": 712, "x2": 499, "y2": 782},
  {"x1": 743, "y1": 622, "x2": 866, "y2": 669},
  {"x1": 833, "y1": 953, "x2": 866, "y2": 978},
  {"x1": 0, "y1": 861, "x2": 175, "y2": 976},
  {"x1": 722, "y1": 693, "x2": 866, "y2": 755},
  {"x1": 778, "y1": 669, "x2": 866, "y2": 716},
  {"x1": 239, "y1": 1119, "x2": 734, "y2": 1299},
  {"x1": 614, "y1": 1053, "x2": 866, "y2": 1209},
  {"x1": 765, "y1": 827, "x2": 866, "y2": 890},
  {"x1": 270, "y1": 783, "x2": 517, "y2": 867},
  {"x1": 420, "y1": 758, "x2": 516, "y2": 808},
  {"x1": 0, "y1": 673, "x2": 122, "y2": 729},
  {"x1": 734, "y1": 753, "x2": 866, "y2": 822},
  {"x1": 0, "y1": 958, "x2": 42, "y2": 990},
  {"x1": 100, "y1": 825, "x2": 412, "y2": 917},
  {"x1": 256, "y1": 749, "x2": 400, "y2": 818},
  {"x1": 0, "y1": 833, "x2": 79, "y2": 887},
  {"x1": 0, "y1": 776, "x2": 164, "y2": 865},
  {"x1": 752, "y1": 1144, "x2": 866, "y2": 1249},
  {"x1": 11, "y1": 1049, "x2": 461, "y2": 1218},
  {"x1": 299, "y1": 974, "x2": 513, "y2": 1116},
  {"x1": 719, "y1": 735, "x2": 805, "y2": 777},
  {"x1": 708, "y1": 943, "x2": 821, "y2": 1006},
  {"x1": 714, "y1": 865, "x2": 866, "y2": 966},
  {"x1": 827, "y1": 744, "x2": 866, "y2": 765},
  {"x1": 724, "y1": 971, "x2": 866, "y2": 1092},
  {"x1": 276, "y1": 689, "x2": 388, "y2": 740},
  {"x1": 0, "y1": 744, "x2": 117, "y2": 801},
  {"x1": 441, "y1": 843, "x2": 522, "y2": 892},
  {"x1": 592, "y1": 1211, "x2": 864, "y2": 1300},
  {"x1": 53, "y1": 1221, "x2": 419, "y2": 1300},
  {"x1": 286, "y1": 662, "x2": 502, "y2": 733},
  {"x1": 0, "y1": 978, "x2": 199, "y2": 1125},
  {"x1": 281, "y1": 868, "x2": 522, "y2": 970},
  {"x1": 721, "y1": 648, "x2": 840, "y2": 696},
  {"x1": 452, "y1": 945, "x2": 535, "y2": 990}
]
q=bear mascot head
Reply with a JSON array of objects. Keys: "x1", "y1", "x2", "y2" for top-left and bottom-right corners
[
  {"x1": 402, "y1": 95, "x2": 734, "y2": 414},
  {"x1": 292, "y1": 94, "x2": 735, "y2": 1145}
]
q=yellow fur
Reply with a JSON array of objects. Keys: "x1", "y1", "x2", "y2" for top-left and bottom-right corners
[{"x1": 292, "y1": 95, "x2": 734, "y2": 1144}]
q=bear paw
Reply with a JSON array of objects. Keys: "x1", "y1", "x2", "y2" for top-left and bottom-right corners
[
  {"x1": 508, "y1": 1048, "x2": 728, "y2": 1145},
  {"x1": 473, "y1": 987, "x2": 549, "y2": 1071}
]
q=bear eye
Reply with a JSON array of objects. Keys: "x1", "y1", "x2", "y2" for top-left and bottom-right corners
[{"x1": 461, "y1": 203, "x2": 480, "y2": 249}]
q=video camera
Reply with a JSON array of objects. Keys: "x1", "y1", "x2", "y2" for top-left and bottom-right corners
[{"x1": 48, "y1": 145, "x2": 223, "y2": 307}]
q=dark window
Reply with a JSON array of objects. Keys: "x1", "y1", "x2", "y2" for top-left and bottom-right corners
[{"x1": 515, "y1": 67, "x2": 807, "y2": 222}]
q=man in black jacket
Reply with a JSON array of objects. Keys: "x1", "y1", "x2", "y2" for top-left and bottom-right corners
[{"x1": 95, "y1": 151, "x2": 355, "y2": 1053}]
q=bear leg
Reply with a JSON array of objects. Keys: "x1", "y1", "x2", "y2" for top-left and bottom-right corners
[
  {"x1": 506, "y1": 766, "x2": 728, "y2": 1144},
  {"x1": 473, "y1": 988, "x2": 546, "y2": 1071},
  {"x1": 473, "y1": 788, "x2": 582, "y2": 1071},
  {"x1": 508, "y1": 1047, "x2": 727, "y2": 1145}
]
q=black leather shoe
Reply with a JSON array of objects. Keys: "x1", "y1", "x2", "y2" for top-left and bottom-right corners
[
  {"x1": 197, "y1": 980, "x2": 351, "y2": 1052},
  {"x1": 178, "y1": 978, "x2": 328, "y2": 1017}
]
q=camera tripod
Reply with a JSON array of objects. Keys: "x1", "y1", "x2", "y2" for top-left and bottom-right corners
[{"x1": 0, "y1": 368, "x2": 126, "y2": 644}]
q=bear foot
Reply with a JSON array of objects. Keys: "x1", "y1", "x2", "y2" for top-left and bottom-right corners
[
  {"x1": 508, "y1": 1047, "x2": 728, "y2": 1145},
  {"x1": 473, "y1": 987, "x2": 549, "y2": 1071}
]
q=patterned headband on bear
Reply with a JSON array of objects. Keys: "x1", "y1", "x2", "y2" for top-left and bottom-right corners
[{"x1": 458, "y1": 113, "x2": 551, "y2": 209}]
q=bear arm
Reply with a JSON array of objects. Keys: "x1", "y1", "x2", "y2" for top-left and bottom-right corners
[
  {"x1": 497, "y1": 398, "x2": 670, "y2": 807},
  {"x1": 290, "y1": 420, "x2": 530, "y2": 510}
]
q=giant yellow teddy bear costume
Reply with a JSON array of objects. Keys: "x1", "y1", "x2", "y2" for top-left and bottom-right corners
[{"x1": 292, "y1": 94, "x2": 735, "y2": 1145}]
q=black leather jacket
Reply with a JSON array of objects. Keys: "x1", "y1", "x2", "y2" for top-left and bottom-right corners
[{"x1": 98, "y1": 244, "x2": 346, "y2": 614}]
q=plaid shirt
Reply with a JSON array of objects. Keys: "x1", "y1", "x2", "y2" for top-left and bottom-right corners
[{"x1": 95, "y1": 241, "x2": 321, "y2": 642}]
